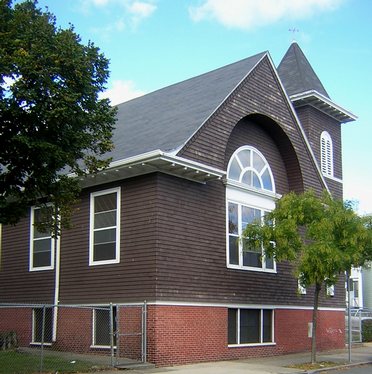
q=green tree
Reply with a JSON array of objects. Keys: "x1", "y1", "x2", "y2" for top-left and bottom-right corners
[
  {"x1": 0, "y1": 0, "x2": 117, "y2": 230},
  {"x1": 243, "y1": 190, "x2": 372, "y2": 363}
]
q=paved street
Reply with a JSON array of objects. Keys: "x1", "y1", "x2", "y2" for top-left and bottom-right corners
[{"x1": 322, "y1": 364, "x2": 372, "y2": 374}]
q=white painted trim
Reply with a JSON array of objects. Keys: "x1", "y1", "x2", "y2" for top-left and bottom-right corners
[
  {"x1": 89, "y1": 187, "x2": 121, "y2": 266},
  {"x1": 290, "y1": 90, "x2": 357, "y2": 121},
  {"x1": 323, "y1": 174, "x2": 343, "y2": 184},
  {"x1": 29, "y1": 206, "x2": 55, "y2": 272},
  {"x1": 53, "y1": 234, "x2": 61, "y2": 342},
  {"x1": 229, "y1": 343, "x2": 276, "y2": 348},
  {"x1": 147, "y1": 300, "x2": 345, "y2": 312}
]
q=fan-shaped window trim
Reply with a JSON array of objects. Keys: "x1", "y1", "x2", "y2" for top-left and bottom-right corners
[
  {"x1": 320, "y1": 131, "x2": 333, "y2": 177},
  {"x1": 227, "y1": 146, "x2": 275, "y2": 193}
]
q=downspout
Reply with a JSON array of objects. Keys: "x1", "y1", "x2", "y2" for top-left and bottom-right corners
[{"x1": 52, "y1": 226, "x2": 61, "y2": 342}]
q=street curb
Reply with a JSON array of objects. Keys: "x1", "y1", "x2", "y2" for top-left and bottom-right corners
[{"x1": 305, "y1": 360, "x2": 372, "y2": 373}]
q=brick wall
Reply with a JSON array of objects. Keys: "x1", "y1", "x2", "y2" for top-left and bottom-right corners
[
  {"x1": 146, "y1": 305, "x2": 345, "y2": 366},
  {"x1": 0, "y1": 307, "x2": 32, "y2": 347}
]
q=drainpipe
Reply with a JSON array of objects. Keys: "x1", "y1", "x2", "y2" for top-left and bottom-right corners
[{"x1": 52, "y1": 230, "x2": 61, "y2": 342}]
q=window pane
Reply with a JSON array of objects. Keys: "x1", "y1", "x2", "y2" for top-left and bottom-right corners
[
  {"x1": 228, "y1": 157, "x2": 241, "y2": 181},
  {"x1": 263, "y1": 310, "x2": 272, "y2": 342},
  {"x1": 243, "y1": 249, "x2": 262, "y2": 268},
  {"x1": 242, "y1": 206, "x2": 260, "y2": 229},
  {"x1": 33, "y1": 238, "x2": 52, "y2": 253},
  {"x1": 228, "y1": 203, "x2": 238, "y2": 234},
  {"x1": 33, "y1": 208, "x2": 52, "y2": 238},
  {"x1": 253, "y1": 151, "x2": 265, "y2": 173},
  {"x1": 94, "y1": 228, "x2": 116, "y2": 244},
  {"x1": 241, "y1": 170, "x2": 252, "y2": 186},
  {"x1": 240, "y1": 309, "x2": 260, "y2": 344},
  {"x1": 34, "y1": 251, "x2": 52, "y2": 268},
  {"x1": 261, "y1": 169, "x2": 273, "y2": 191},
  {"x1": 95, "y1": 193, "x2": 117, "y2": 213},
  {"x1": 34, "y1": 308, "x2": 53, "y2": 343},
  {"x1": 95, "y1": 211, "x2": 116, "y2": 229},
  {"x1": 265, "y1": 255, "x2": 274, "y2": 270},
  {"x1": 228, "y1": 309, "x2": 237, "y2": 344},
  {"x1": 95, "y1": 307, "x2": 117, "y2": 346},
  {"x1": 229, "y1": 235, "x2": 239, "y2": 265},
  {"x1": 238, "y1": 150, "x2": 251, "y2": 168},
  {"x1": 252, "y1": 172, "x2": 261, "y2": 189},
  {"x1": 94, "y1": 242, "x2": 116, "y2": 262}
]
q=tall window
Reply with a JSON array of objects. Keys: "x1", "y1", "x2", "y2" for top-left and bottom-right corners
[
  {"x1": 320, "y1": 131, "x2": 333, "y2": 177},
  {"x1": 89, "y1": 187, "x2": 121, "y2": 266},
  {"x1": 30, "y1": 206, "x2": 54, "y2": 271},
  {"x1": 93, "y1": 306, "x2": 117, "y2": 347},
  {"x1": 32, "y1": 307, "x2": 53, "y2": 344},
  {"x1": 226, "y1": 146, "x2": 276, "y2": 272},
  {"x1": 228, "y1": 308, "x2": 274, "y2": 345}
]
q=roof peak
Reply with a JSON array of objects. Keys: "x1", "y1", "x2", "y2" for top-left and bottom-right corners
[{"x1": 278, "y1": 42, "x2": 330, "y2": 98}]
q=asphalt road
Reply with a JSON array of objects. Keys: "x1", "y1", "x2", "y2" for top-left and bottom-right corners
[{"x1": 323, "y1": 364, "x2": 372, "y2": 374}]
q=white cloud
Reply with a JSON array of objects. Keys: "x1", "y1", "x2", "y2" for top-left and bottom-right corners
[
  {"x1": 100, "y1": 80, "x2": 145, "y2": 106},
  {"x1": 189, "y1": 0, "x2": 343, "y2": 30}
]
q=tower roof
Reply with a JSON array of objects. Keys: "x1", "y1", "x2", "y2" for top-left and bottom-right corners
[
  {"x1": 278, "y1": 42, "x2": 356, "y2": 123},
  {"x1": 278, "y1": 41, "x2": 330, "y2": 98}
]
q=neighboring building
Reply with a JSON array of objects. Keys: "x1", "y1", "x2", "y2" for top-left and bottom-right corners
[{"x1": 0, "y1": 42, "x2": 356, "y2": 366}]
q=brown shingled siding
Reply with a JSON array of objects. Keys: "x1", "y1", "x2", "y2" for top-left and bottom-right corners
[
  {"x1": 0, "y1": 212, "x2": 55, "y2": 303},
  {"x1": 178, "y1": 56, "x2": 326, "y2": 195},
  {"x1": 155, "y1": 173, "x2": 345, "y2": 308}
]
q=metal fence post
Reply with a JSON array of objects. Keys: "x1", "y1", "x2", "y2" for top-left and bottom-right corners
[
  {"x1": 109, "y1": 303, "x2": 115, "y2": 367},
  {"x1": 142, "y1": 300, "x2": 147, "y2": 363},
  {"x1": 40, "y1": 305, "x2": 46, "y2": 374}
]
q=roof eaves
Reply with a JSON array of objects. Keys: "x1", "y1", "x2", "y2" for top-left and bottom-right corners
[
  {"x1": 290, "y1": 90, "x2": 357, "y2": 123},
  {"x1": 75, "y1": 150, "x2": 226, "y2": 189}
]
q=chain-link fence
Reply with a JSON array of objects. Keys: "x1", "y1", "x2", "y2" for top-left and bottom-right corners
[{"x1": 0, "y1": 302, "x2": 147, "y2": 374}]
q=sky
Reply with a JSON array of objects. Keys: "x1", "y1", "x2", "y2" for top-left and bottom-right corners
[{"x1": 30, "y1": 0, "x2": 372, "y2": 214}]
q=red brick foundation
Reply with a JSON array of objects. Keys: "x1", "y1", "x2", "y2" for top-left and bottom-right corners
[
  {"x1": 0, "y1": 304, "x2": 345, "y2": 367},
  {"x1": 146, "y1": 305, "x2": 345, "y2": 366}
]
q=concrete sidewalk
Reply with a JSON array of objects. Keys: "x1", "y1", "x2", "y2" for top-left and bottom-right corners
[{"x1": 90, "y1": 344, "x2": 372, "y2": 374}]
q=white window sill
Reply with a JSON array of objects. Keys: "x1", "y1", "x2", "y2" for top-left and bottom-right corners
[
  {"x1": 227, "y1": 264, "x2": 277, "y2": 274},
  {"x1": 29, "y1": 266, "x2": 54, "y2": 272},
  {"x1": 90, "y1": 345, "x2": 117, "y2": 350},
  {"x1": 89, "y1": 259, "x2": 120, "y2": 266},
  {"x1": 228, "y1": 342, "x2": 276, "y2": 348},
  {"x1": 30, "y1": 342, "x2": 52, "y2": 346}
]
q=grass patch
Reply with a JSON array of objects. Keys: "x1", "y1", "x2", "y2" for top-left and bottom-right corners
[
  {"x1": 287, "y1": 361, "x2": 344, "y2": 370},
  {"x1": 0, "y1": 350, "x2": 105, "y2": 374}
]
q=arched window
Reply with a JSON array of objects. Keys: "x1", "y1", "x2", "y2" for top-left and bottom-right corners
[
  {"x1": 227, "y1": 147, "x2": 275, "y2": 192},
  {"x1": 320, "y1": 131, "x2": 333, "y2": 177},
  {"x1": 226, "y1": 146, "x2": 277, "y2": 272}
]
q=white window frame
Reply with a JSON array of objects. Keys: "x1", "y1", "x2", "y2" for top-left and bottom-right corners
[
  {"x1": 226, "y1": 146, "x2": 279, "y2": 273},
  {"x1": 29, "y1": 206, "x2": 55, "y2": 271},
  {"x1": 228, "y1": 308, "x2": 275, "y2": 347},
  {"x1": 91, "y1": 306, "x2": 117, "y2": 349},
  {"x1": 320, "y1": 131, "x2": 333, "y2": 177},
  {"x1": 89, "y1": 187, "x2": 121, "y2": 266},
  {"x1": 31, "y1": 307, "x2": 53, "y2": 345}
]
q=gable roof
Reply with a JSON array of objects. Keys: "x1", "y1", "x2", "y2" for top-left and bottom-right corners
[
  {"x1": 277, "y1": 41, "x2": 329, "y2": 98},
  {"x1": 109, "y1": 52, "x2": 266, "y2": 162}
]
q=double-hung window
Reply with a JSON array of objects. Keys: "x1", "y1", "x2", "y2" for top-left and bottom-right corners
[
  {"x1": 89, "y1": 187, "x2": 121, "y2": 266},
  {"x1": 92, "y1": 306, "x2": 117, "y2": 347},
  {"x1": 228, "y1": 308, "x2": 274, "y2": 345},
  {"x1": 226, "y1": 146, "x2": 277, "y2": 272},
  {"x1": 30, "y1": 206, "x2": 54, "y2": 271}
]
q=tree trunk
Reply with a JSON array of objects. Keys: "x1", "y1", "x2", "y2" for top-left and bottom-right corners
[{"x1": 311, "y1": 282, "x2": 322, "y2": 364}]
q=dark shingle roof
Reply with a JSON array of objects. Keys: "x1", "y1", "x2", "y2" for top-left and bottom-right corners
[
  {"x1": 109, "y1": 52, "x2": 266, "y2": 161},
  {"x1": 277, "y1": 42, "x2": 329, "y2": 98}
]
